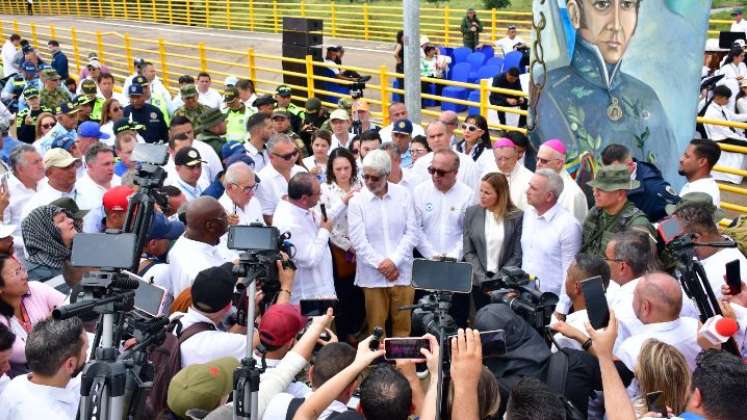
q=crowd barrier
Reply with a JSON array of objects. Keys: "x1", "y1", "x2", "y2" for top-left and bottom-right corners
[
  {"x1": 0, "y1": 17, "x2": 745, "y2": 217},
  {"x1": 0, "y1": 0, "x2": 733, "y2": 47}
]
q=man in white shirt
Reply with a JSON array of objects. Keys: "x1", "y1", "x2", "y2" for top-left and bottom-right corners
[
  {"x1": 219, "y1": 161, "x2": 264, "y2": 226},
  {"x1": 255, "y1": 134, "x2": 307, "y2": 225},
  {"x1": 731, "y1": 9, "x2": 747, "y2": 35},
  {"x1": 4, "y1": 145, "x2": 45, "y2": 260},
  {"x1": 703, "y1": 85, "x2": 747, "y2": 184},
  {"x1": 1, "y1": 34, "x2": 20, "y2": 78},
  {"x1": 166, "y1": 116, "x2": 222, "y2": 185},
  {"x1": 245, "y1": 113, "x2": 272, "y2": 172},
  {"x1": 0, "y1": 317, "x2": 88, "y2": 420},
  {"x1": 75, "y1": 144, "x2": 121, "y2": 210},
  {"x1": 378, "y1": 102, "x2": 426, "y2": 144},
  {"x1": 521, "y1": 169, "x2": 581, "y2": 297},
  {"x1": 196, "y1": 71, "x2": 222, "y2": 110},
  {"x1": 414, "y1": 149, "x2": 473, "y2": 260},
  {"x1": 168, "y1": 196, "x2": 229, "y2": 296},
  {"x1": 273, "y1": 173, "x2": 336, "y2": 303},
  {"x1": 21, "y1": 148, "x2": 79, "y2": 219},
  {"x1": 673, "y1": 195, "x2": 747, "y2": 300},
  {"x1": 616, "y1": 272, "x2": 701, "y2": 372},
  {"x1": 412, "y1": 121, "x2": 480, "y2": 192},
  {"x1": 348, "y1": 150, "x2": 418, "y2": 337},
  {"x1": 139, "y1": 212, "x2": 184, "y2": 310},
  {"x1": 677, "y1": 139, "x2": 722, "y2": 206},
  {"x1": 535, "y1": 139, "x2": 588, "y2": 223},
  {"x1": 167, "y1": 147, "x2": 209, "y2": 202},
  {"x1": 494, "y1": 25, "x2": 526, "y2": 56},
  {"x1": 329, "y1": 109, "x2": 353, "y2": 151},
  {"x1": 485, "y1": 137, "x2": 533, "y2": 210}
]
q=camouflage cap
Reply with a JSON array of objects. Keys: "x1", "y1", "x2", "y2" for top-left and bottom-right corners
[
  {"x1": 666, "y1": 192, "x2": 726, "y2": 221},
  {"x1": 586, "y1": 164, "x2": 641, "y2": 192},
  {"x1": 23, "y1": 87, "x2": 39, "y2": 98},
  {"x1": 271, "y1": 107, "x2": 290, "y2": 119},
  {"x1": 81, "y1": 79, "x2": 98, "y2": 94},
  {"x1": 41, "y1": 68, "x2": 60, "y2": 80},
  {"x1": 337, "y1": 97, "x2": 353, "y2": 111},
  {"x1": 196, "y1": 107, "x2": 226, "y2": 130},
  {"x1": 223, "y1": 86, "x2": 239, "y2": 103},
  {"x1": 75, "y1": 94, "x2": 95, "y2": 107},
  {"x1": 252, "y1": 94, "x2": 275, "y2": 108},
  {"x1": 180, "y1": 84, "x2": 198, "y2": 99}
]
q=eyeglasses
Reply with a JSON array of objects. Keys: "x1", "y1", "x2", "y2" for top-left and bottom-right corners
[
  {"x1": 272, "y1": 150, "x2": 299, "y2": 161},
  {"x1": 362, "y1": 174, "x2": 382, "y2": 182},
  {"x1": 233, "y1": 182, "x2": 259, "y2": 193},
  {"x1": 604, "y1": 258, "x2": 625, "y2": 264},
  {"x1": 110, "y1": 106, "x2": 122, "y2": 112},
  {"x1": 461, "y1": 123, "x2": 480, "y2": 132},
  {"x1": 427, "y1": 166, "x2": 454, "y2": 177},
  {"x1": 41, "y1": 122, "x2": 56, "y2": 129}
]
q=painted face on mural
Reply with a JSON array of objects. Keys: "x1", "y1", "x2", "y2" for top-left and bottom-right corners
[{"x1": 568, "y1": 0, "x2": 640, "y2": 65}]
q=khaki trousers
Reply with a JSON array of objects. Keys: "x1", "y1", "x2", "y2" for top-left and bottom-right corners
[{"x1": 363, "y1": 286, "x2": 415, "y2": 337}]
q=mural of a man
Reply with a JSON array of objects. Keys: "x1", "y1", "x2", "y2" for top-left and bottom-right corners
[{"x1": 532, "y1": 0, "x2": 676, "y2": 165}]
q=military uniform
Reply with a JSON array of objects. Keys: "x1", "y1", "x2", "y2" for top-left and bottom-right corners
[
  {"x1": 175, "y1": 103, "x2": 211, "y2": 125},
  {"x1": 580, "y1": 164, "x2": 654, "y2": 258},
  {"x1": 39, "y1": 86, "x2": 71, "y2": 110},
  {"x1": 196, "y1": 107, "x2": 227, "y2": 158}
]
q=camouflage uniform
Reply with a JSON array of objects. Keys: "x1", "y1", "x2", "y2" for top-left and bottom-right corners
[
  {"x1": 580, "y1": 201, "x2": 652, "y2": 258},
  {"x1": 39, "y1": 86, "x2": 71, "y2": 110},
  {"x1": 174, "y1": 103, "x2": 211, "y2": 125}
]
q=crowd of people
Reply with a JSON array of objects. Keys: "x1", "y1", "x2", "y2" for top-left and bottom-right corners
[{"x1": 0, "y1": 12, "x2": 743, "y2": 420}]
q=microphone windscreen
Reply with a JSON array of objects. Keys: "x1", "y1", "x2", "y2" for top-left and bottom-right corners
[{"x1": 715, "y1": 317, "x2": 739, "y2": 337}]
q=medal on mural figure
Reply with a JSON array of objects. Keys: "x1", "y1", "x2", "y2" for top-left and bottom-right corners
[{"x1": 607, "y1": 97, "x2": 623, "y2": 121}]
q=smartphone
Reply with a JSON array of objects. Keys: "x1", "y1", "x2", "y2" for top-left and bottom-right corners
[
  {"x1": 299, "y1": 299, "x2": 337, "y2": 317},
  {"x1": 227, "y1": 225, "x2": 279, "y2": 251},
  {"x1": 480, "y1": 329, "x2": 507, "y2": 359},
  {"x1": 384, "y1": 338, "x2": 430, "y2": 360},
  {"x1": 411, "y1": 259, "x2": 472, "y2": 293},
  {"x1": 581, "y1": 275, "x2": 610, "y2": 330},
  {"x1": 646, "y1": 391, "x2": 668, "y2": 418},
  {"x1": 726, "y1": 259, "x2": 742, "y2": 295},
  {"x1": 320, "y1": 203, "x2": 328, "y2": 222},
  {"x1": 657, "y1": 217, "x2": 683, "y2": 244}
]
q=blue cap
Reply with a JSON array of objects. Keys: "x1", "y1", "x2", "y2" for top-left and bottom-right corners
[
  {"x1": 147, "y1": 213, "x2": 185, "y2": 241},
  {"x1": 391, "y1": 119, "x2": 413, "y2": 135},
  {"x1": 21, "y1": 61, "x2": 36, "y2": 73},
  {"x1": 78, "y1": 121, "x2": 110, "y2": 140},
  {"x1": 128, "y1": 84, "x2": 144, "y2": 96},
  {"x1": 221, "y1": 141, "x2": 245, "y2": 161},
  {"x1": 50, "y1": 133, "x2": 75, "y2": 151}
]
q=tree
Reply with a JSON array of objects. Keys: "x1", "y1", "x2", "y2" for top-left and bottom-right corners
[{"x1": 483, "y1": 0, "x2": 512, "y2": 9}]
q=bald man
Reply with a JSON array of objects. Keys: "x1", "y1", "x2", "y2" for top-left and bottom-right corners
[
  {"x1": 168, "y1": 196, "x2": 231, "y2": 296},
  {"x1": 411, "y1": 121, "x2": 480, "y2": 191},
  {"x1": 535, "y1": 139, "x2": 588, "y2": 224},
  {"x1": 616, "y1": 272, "x2": 701, "y2": 373},
  {"x1": 437, "y1": 110, "x2": 459, "y2": 145}
]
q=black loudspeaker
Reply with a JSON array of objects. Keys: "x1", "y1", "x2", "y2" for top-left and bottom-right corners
[
  {"x1": 281, "y1": 44, "x2": 323, "y2": 61},
  {"x1": 283, "y1": 31, "x2": 324, "y2": 47},
  {"x1": 283, "y1": 17, "x2": 323, "y2": 32}
]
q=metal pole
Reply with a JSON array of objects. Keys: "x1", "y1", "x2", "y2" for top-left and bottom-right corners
[{"x1": 403, "y1": 0, "x2": 421, "y2": 124}]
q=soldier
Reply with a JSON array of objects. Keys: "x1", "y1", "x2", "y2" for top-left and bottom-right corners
[
  {"x1": 80, "y1": 79, "x2": 105, "y2": 122},
  {"x1": 274, "y1": 84, "x2": 304, "y2": 133},
  {"x1": 15, "y1": 87, "x2": 50, "y2": 144},
  {"x1": 174, "y1": 84, "x2": 210, "y2": 125},
  {"x1": 195, "y1": 108, "x2": 227, "y2": 158},
  {"x1": 223, "y1": 86, "x2": 252, "y2": 143},
  {"x1": 39, "y1": 68, "x2": 71, "y2": 111},
  {"x1": 580, "y1": 164, "x2": 653, "y2": 258}
]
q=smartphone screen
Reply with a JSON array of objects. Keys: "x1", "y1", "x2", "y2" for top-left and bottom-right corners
[
  {"x1": 384, "y1": 338, "x2": 430, "y2": 360},
  {"x1": 646, "y1": 391, "x2": 667, "y2": 417},
  {"x1": 581, "y1": 275, "x2": 610, "y2": 330},
  {"x1": 480, "y1": 329, "x2": 506, "y2": 358},
  {"x1": 299, "y1": 299, "x2": 337, "y2": 317},
  {"x1": 411, "y1": 259, "x2": 472, "y2": 293},
  {"x1": 726, "y1": 259, "x2": 742, "y2": 295},
  {"x1": 657, "y1": 217, "x2": 683, "y2": 244}
]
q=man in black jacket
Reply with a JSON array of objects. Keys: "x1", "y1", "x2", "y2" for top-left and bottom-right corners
[
  {"x1": 123, "y1": 83, "x2": 168, "y2": 143},
  {"x1": 490, "y1": 67, "x2": 527, "y2": 127}
]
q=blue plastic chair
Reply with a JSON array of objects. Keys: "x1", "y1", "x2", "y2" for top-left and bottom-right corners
[
  {"x1": 466, "y1": 52, "x2": 487, "y2": 70},
  {"x1": 476, "y1": 65, "x2": 500, "y2": 81},
  {"x1": 392, "y1": 79, "x2": 403, "y2": 103},
  {"x1": 441, "y1": 62, "x2": 471, "y2": 112},
  {"x1": 503, "y1": 51, "x2": 524, "y2": 73},
  {"x1": 466, "y1": 90, "x2": 481, "y2": 115},
  {"x1": 421, "y1": 82, "x2": 437, "y2": 107},
  {"x1": 477, "y1": 45, "x2": 494, "y2": 60},
  {"x1": 453, "y1": 47, "x2": 471, "y2": 64},
  {"x1": 319, "y1": 67, "x2": 350, "y2": 103},
  {"x1": 485, "y1": 56, "x2": 504, "y2": 71}
]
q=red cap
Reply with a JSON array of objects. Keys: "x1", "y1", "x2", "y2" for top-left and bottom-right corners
[
  {"x1": 715, "y1": 317, "x2": 739, "y2": 337},
  {"x1": 259, "y1": 304, "x2": 306, "y2": 348},
  {"x1": 103, "y1": 186, "x2": 135, "y2": 212}
]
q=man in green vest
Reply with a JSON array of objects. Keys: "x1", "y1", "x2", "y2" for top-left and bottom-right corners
[
  {"x1": 274, "y1": 85, "x2": 304, "y2": 133},
  {"x1": 223, "y1": 86, "x2": 253, "y2": 143},
  {"x1": 80, "y1": 79, "x2": 104, "y2": 122},
  {"x1": 580, "y1": 164, "x2": 654, "y2": 258},
  {"x1": 195, "y1": 107, "x2": 227, "y2": 158},
  {"x1": 174, "y1": 84, "x2": 210, "y2": 125}
]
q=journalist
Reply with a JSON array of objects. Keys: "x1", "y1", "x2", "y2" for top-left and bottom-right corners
[{"x1": 256, "y1": 303, "x2": 310, "y2": 397}]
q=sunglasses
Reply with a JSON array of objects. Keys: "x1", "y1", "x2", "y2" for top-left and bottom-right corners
[
  {"x1": 233, "y1": 182, "x2": 260, "y2": 193},
  {"x1": 461, "y1": 123, "x2": 480, "y2": 132},
  {"x1": 110, "y1": 106, "x2": 122, "y2": 112},
  {"x1": 272, "y1": 150, "x2": 299, "y2": 161},
  {"x1": 427, "y1": 166, "x2": 454, "y2": 177},
  {"x1": 41, "y1": 122, "x2": 56, "y2": 129},
  {"x1": 362, "y1": 174, "x2": 382, "y2": 182}
]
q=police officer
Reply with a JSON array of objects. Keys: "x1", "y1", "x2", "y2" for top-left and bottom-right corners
[
  {"x1": 15, "y1": 87, "x2": 50, "y2": 144},
  {"x1": 223, "y1": 86, "x2": 252, "y2": 143},
  {"x1": 75, "y1": 94, "x2": 96, "y2": 125},
  {"x1": 601, "y1": 144, "x2": 679, "y2": 223},
  {"x1": 80, "y1": 79, "x2": 105, "y2": 122},
  {"x1": 173, "y1": 84, "x2": 210, "y2": 125},
  {"x1": 38, "y1": 68, "x2": 70, "y2": 110},
  {"x1": 123, "y1": 84, "x2": 168, "y2": 143},
  {"x1": 133, "y1": 75, "x2": 171, "y2": 126},
  {"x1": 271, "y1": 108, "x2": 307, "y2": 156},
  {"x1": 195, "y1": 108, "x2": 228, "y2": 158},
  {"x1": 274, "y1": 85, "x2": 304, "y2": 133},
  {"x1": 252, "y1": 94, "x2": 275, "y2": 116},
  {"x1": 580, "y1": 164, "x2": 653, "y2": 258}
]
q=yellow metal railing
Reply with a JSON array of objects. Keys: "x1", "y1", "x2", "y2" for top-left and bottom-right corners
[{"x1": 0, "y1": 0, "x2": 731, "y2": 47}]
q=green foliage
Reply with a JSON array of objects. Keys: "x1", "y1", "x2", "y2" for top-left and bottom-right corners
[{"x1": 483, "y1": 0, "x2": 512, "y2": 9}]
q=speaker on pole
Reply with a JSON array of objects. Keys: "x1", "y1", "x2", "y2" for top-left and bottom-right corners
[{"x1": 282, "y1": 17, "x2": 324, "y2": 104}]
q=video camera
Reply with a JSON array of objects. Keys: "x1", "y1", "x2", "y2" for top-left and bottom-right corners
[
  {"x1": 227, "y1": 224, "x2": 295, "y2": 307},
  {"x1": 482, "y1": 266, "x2": 558, "y2": 331},
  {"x1": 349, "y1": 75, "x2": 371, "y2": 100}
]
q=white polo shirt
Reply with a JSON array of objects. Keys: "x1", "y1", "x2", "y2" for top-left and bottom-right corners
[
  {"x1": 167, "y1": 235, "x2": 229, "y2": 297},
  {"x1": 0, "y1": 374, "x2": 81, "y2": 420},
  {"x1": 412, "y1": 151, "x2": 481, "y2": 193},
  {"x1": 679, "y1": 177, "x2": 720, "y2": 207},
  {"x1": 255, "y1": 164, "x2": 306, "y2": 216},
  {"x1": 178, "y1": 308, "x2": 246, "y2": 368},
  {"x1": 616, "y1": 317, "x2": 701, "y2": 372},
  {"x1": 244, "y1": 141, "x2": 270, "y2": 173},
  {"x1": 20, "y1": 183, "x2": 77, "y2": 220},
  {"x1": 413, "y1": 180, "x2": 473, "y2": 259},
  {"x1": 74, "y1": 173, "x2": 121, "y2": 210},
  {"x1": 197, "y1": 88, "x2": 223, "y2": 110}
]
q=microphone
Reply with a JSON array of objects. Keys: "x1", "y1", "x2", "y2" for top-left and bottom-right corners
[{"x1": 700, "y1": 315, "x2": 740, "y2": 345}]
